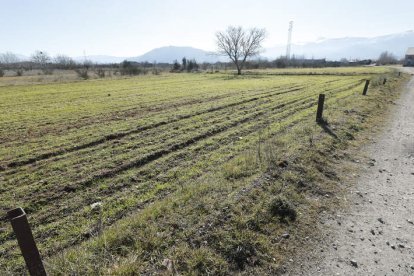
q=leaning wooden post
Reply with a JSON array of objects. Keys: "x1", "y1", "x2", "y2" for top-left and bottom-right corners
[
  {"x1": 398, "y1": 72, "x2": 401, "y2": 77},
  {"x1": 362, "y1": 80, "x2": 370, "y2": 96},
  {"x1": 316, "y1": 94, "x2": 325, "y2": 123},
  {"x1": 7, "y1": 208, "x2": 47, "y2": 276},
  {"x1": 383, "y1": 78, "x2": 387, "y2": 85}
]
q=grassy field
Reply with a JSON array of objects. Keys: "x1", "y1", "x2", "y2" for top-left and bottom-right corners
[{"x1": 0, "y1": 67, "x2": 406, "y2": 274}]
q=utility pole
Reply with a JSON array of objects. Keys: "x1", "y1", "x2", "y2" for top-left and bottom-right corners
[{"x1": 286, "y1": 21, "x2": 293, "y2": 60}]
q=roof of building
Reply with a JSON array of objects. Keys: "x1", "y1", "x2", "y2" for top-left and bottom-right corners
[{"x1": 407, "y1": 47, "x2": 414, "y2": 56}]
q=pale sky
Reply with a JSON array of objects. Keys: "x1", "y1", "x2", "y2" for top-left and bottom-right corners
[{"x1": 1, "y1": 0, "x2": 413, "y2": 57}]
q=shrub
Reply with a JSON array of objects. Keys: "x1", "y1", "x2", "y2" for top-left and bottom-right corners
[
  {"x1": 42, "y1": 68, "x2": 54, "y2": 75},
  {"x1": 120, "y1": 60, "x2": 146, "y2": 76},
  {"x1": 186, "y1": 59, "x2": 199, "y2": 72},
  {"x1": 75, "y1": 68, "x2": 89, "y2": 80},
  {"x1": 171, "y1": 60, "x2": 181, "y2": 72},
  {"x1": 152, "y1": 68, "x2": 160, "y2": 75},
  {"x1": 268, "y1": 196, "x2": 297, "y2": 222},
  {"x1": 0, "y1": 69, "x2": 4, "y2": 77},
  {"x1": 218, "y1": 231, "x2": 260, "y2": 269},
  {"x1": 95, "y1": 69, "x2": 106, "y2": 78},
  {"x1": 16, "y1": 69, "x2": 23, "y2": 76},
  {"x1": 377, "y1": 51, "x2": 398, "y2": 65}
]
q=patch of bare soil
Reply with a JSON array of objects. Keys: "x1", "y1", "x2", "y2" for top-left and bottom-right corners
[{"x1": 285, "y1": 69, "x2": 414, "y2": 275}]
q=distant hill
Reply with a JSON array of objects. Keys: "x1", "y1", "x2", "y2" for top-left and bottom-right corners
[
  {"x1": 128, "y1": 46, "x2": 221, "y2": 63},
  {"x1": 264, "y1": 30, "x2": 414, "y2": 60},
  {"x1": 73, "y1": 55, "x2": 127, "y2": 64}
]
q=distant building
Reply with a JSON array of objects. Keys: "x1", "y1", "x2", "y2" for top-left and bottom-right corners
[{"x1": 404, "y1": 47, "x2": 414, "y2": 66}]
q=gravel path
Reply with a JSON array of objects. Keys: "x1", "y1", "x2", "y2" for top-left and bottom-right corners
[{"x1": 288, "y1": 68, "x2": 414, "y2": 275}]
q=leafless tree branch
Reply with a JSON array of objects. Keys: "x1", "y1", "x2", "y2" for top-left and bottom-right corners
[{"x1": 216, "y1": 26, "x2": 266, "y2": 75}]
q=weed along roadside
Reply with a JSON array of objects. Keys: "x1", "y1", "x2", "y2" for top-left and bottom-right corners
[{"x1": 0, "y1": 68, "x2": 409, "y2": 275}]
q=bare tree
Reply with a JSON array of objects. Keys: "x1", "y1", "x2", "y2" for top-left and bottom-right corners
[
  {"x1": 216, "y1": 26, "x2": 266, "y2": 75},
  {"x1": 377, "y1": 51, "x2": 398, "y2": 65},
  {"x1": 82, "y1": 59, "x2": 94, "y2": 70},
  {"x1": 54, "y1": 54, "x2": 76, "y2": 69},
  {"x1": 31, "y1": 50, "x2": 51, "y2": 66},
  {"x1": 0, "y1": 52, "x2": 20, "y2": 64}
]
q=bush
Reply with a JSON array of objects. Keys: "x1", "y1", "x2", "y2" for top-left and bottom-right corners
[
  {"x1": 186, "y1": 59, "x2": 199, "y2": 72},
  {"x1": 152, "y1": 68, "x2": 160, "y2": 75},
  {"x1": 16, "y1": 69, "x2": 23, "y2": 76},
  {"x1": 120, "y1": 60, "x2": 146, "y2": 76},
  {"x1": 0, "y1": 69, "x2": 4, "y2": 77},
  {"x1": 219, "y1": 231, "x2": 259, "y2": 269},
  {"x1": 171, "y1": 60, "x2": 181, "y2": 72},
  {"x1": 95, "y1": 69, "x2": 106, "y2": 78},
  {"x1": 42, "y1": 68, "x2": 54, "y2": 75},
  {"x1": 377, "y1": 51, "x2": 398, "y2": 65},
  {"x1": 268, "y1": 196, "x2": 297, "y2": 222},
  {"x1": 75, "y1": 68, "x2": 89, "y2": 80}
]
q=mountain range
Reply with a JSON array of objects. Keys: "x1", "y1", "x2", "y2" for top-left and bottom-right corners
[
  {"x1": 128, "y1": 46, "x2": 222, "y2": 63},
  {"x1": 71, "y1": 46, "x2": 224, "y2": 64},
  {"x1": 14, "y1": 31, "x2": 414, "y2": 64},
  {"x1": 264, "y1": 30, "x2": 414, "y2": 60}
]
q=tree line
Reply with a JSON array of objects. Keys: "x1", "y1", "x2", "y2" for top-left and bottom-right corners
[{"x1": 171, "y1": 57, "x2": 199, "y2": 72}]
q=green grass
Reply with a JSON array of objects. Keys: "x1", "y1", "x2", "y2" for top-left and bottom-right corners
[{"x1": 0, "y1": 68, "x2": 407, "y2": 274}]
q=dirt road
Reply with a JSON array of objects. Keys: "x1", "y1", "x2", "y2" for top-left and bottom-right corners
[{"x1": 288, "y1": 68, "x2": 414, "y2": 275}]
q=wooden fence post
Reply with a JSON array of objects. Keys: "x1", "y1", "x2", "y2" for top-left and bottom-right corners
[
  {"x1": 362, "y1": 80, "x2": 370, "y2": 96},
  {"x1": 7, "y1": 208, "x2": 47, "y2": 276},
  {"x1": 316, "y1": 94, "x2": 325, "y2": 123},
  {"x1": 383, "y1": 78, "x2": 387, "y2": 85}
]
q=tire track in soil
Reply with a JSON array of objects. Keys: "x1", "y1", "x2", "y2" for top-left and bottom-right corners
[
  {"x1": 2, "y1": 81, "x2": 349, "y2": 204},
  {"x1": 0, "y1": 99, "x2": 318, "y2": 259},
  {"x1": 4, "y1": 84, "x2": 311, "y2": 169},
  {"x1": 36, "y1": 84, "x2": 361, "y2": 256},
  {"x1": 24, "y1": 81, "x2": 362, "y2": 224},
  {"x1": 4, "y1": 77, "x2": 356, "y2": 169},
  {"x1": 0, "y1": 84, "x2": 291, "y2": 143},
  {"x1": 0, "y1": 100, "x2": 305, "y2": 256},
  {"x1": 1, "y1": 80, "x2": 364, "y2": 214},
  {"x1": 0, "y1": 80, "x2": 363, "y2": 261}
]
